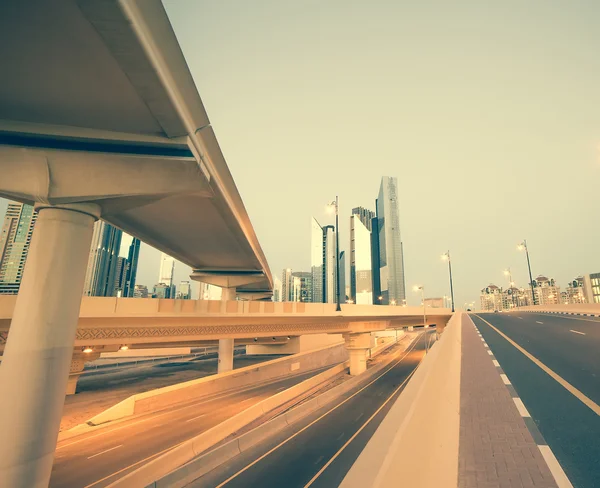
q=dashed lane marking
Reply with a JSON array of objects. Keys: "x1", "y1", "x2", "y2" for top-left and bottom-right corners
[
  {"x1": 87, "y1": 445, "x2": 123, "y2": 460},
  {"x1": 569, "y1": 330, "x2": 586, "y2": 336},
  {"x1": 536, "y1": 321, "x2": 544, "y2": 324}
]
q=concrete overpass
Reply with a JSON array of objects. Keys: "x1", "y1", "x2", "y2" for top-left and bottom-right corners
[{"x1": 0, "y1": 1, "x2": 272, "y2": 486}]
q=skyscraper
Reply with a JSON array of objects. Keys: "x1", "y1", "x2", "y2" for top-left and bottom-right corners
[
  {"x1": 177, "y1": 281, "x2": 192, "y2": 299},
  {"x1": 281, "y1": 268, "x2": 293, "y2": 302},
  {"x1": 311, "y1": 218, "x2": 337, "y2": 303},
  {"x1": 123, "y1": 237, "x2": 140, "y2": 297},
  {"x1": 339, "y1": 251, "x2": 346, "y2": 302},
  {"x1": 83, "y1": 221, "x2": 123, "y2": 297},
  {"x1": 0, "y1": 202, "x2": 37, "y2": 294},
  {"x1": 350, "y1": 207, "x2": 375, "y2": 304},
  {"x1": 376, "y1": 176, "x2": 406, "y2": 304},
  {"x1": 292, "y1": 271, "x2": 313, "y2": 302},
  {"x1": 158, "y1": 253, "x2": 175, "y2": 287},
  {"x1": 113, "y1": 256, "x2": 129, "y2": 297}
]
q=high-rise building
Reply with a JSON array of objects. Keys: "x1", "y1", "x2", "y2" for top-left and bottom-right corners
[
  {"x1": 177, "y1": 281, "x2": 192, "y2": 299},
  {"x1": 123, "y1": 237, "x2": 140, "y2": 297},
  {"x1": 272, "y1": 275, "x2": 282, "y2": 302},
  {"x1": 281, "y1": 268, "x2": 293, "y2": 302},
  {"x1": 113, "y1": 256, "x2": 129, "y2": 297},
  {"x1": 339, "y1": 251, "x2": 346, "y2": 302},
  {"x1": 133, "y1": 284, "x2": 149, "y2": 298},
  {"x1": 350, "y1": 208, "x2": 375, "y2": 304},
  {"x1": 310, "y1": 217, "x2": 337, "y2": 303},
  {"x1": 376, "y1": 176, "x2": 406, "y2": 305},
  {"x1": 480, "y1": 284, "x2": 503, "y2": 311},
  {"x1": 531, "y1": 276, "x2": 560, "y2": 306},
  {"x1": 158, "y1": 253, "x2": 175, "y2": 287},
  {"x1": 0, "y1": 202, "x2": 37, "y2": 294},
  {"x1": 563, "y1": 277, "x2": 586, "y2": 304},
  {"x1": 83, "y1": 221, "x2": 123, "y2": 297},
  {"x1": 152, "y1": 283, "x2": 171, "y2": 299},
  {"x1": 292, "y1": 271, "x2": 313, "y2": 302}
]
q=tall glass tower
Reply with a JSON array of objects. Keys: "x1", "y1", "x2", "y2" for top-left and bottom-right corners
[
  {"x1": 376, "y1": 176, "x2": 406, "y2": 304},
  {"x1": 83, "y1": 221, "x2": 123, "y2": 297},
  {"x1": 311, "y1": 217, "x2": 337, "y2": 303},
  {"x1": 0, "y1": 202, "x2": 38, "y2": 294},
  {"x1": 350, "y1": 207, "x2": 375, "y2": 304}
]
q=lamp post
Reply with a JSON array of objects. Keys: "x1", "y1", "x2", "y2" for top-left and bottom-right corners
[
  {"x1": 504, "y1": 267, "x2": 516, "y2": 308},
  {"x1": 328, "y1": 197, "x2": 342, "y2": 312},
  {"x1": 518, "y1": 240, "x2": 536, "y2": 305},
  {"x1": 414, "y1": 285, "x2": 427, "y2": 327},
  {"x1": 441, "y1": 251, "x2": 455, "y2": 312}
]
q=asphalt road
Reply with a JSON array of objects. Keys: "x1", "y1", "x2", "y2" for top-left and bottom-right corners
[
  {"x1": 50, "y1": 364, "x2": 332, "y2": 488},
  {"x1": 60, "y1": 352, "x2": 277, "y2": 432},
  {"x1": 191, "y1": 331, "x2": 435, "y2": 488},
  {"x1": 471, "y1": 312, "x2": 600, "y2": 488}
]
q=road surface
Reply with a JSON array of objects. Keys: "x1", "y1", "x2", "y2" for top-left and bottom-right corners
[
  {"x1": 472, "y1": 312, "x2": 600, "y2": 488},
  {"x1": 190, "y1": 331, "x2": 434, "y2": 488},
  {"x1": 60, "y1": 352, "x2": 278, "y2": 432},
  {"x1": 50, "y1": 364, "x2": 332, "y2": 488}
]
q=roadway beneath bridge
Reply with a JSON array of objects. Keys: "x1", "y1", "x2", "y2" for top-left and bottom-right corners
[
  {"x1": 471, "y1": 312, "x2": 600, "y2": 488},
  {"x1": 188, "y1": 332, "x2": 434, "y2": 488},
  {"x1": 50, "y1": 365, "x2": 333, "y2": 488}
]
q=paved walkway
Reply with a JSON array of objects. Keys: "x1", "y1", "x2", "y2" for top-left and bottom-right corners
[{"x1": 459, "y1": 314, "x2": 558, "y2": 488}]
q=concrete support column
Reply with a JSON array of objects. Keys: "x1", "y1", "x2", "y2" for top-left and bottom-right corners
[
  {"x1": 67, "y1": 351, "x2": 100, "y2": 395},
  {"x1": 218, "y1": 338, "x2": 234, "y2": 374},
  {"x1": 345, "y1": 332, "x2": 371, "y2": 376},
  {"x1": 0, "y1": 203, "x2": 99, "y2": 488},
  {"x1": 221, "y1": 287, "x2": 237, "y2": 301}
]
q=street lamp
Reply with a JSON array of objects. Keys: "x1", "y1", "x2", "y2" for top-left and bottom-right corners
[
  {"x1": 441, "y1": 251, "x2": 455, "y2": 312},
  {"x1": 378, "y1": 295, "x2": 383, "y2": 304},
  {"x1": 327, "y1": 197, "x2": 342, "y2": 312},
  {"x1": 413, "y1": 285, "x2": 427, "y2": 328},
  {"x1": 517, "y1": 240, "x2": 536, "y2": 305}
]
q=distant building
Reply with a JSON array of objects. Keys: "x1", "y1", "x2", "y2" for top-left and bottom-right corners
[
  {"x1": 0, "y1": 202, "x2": 37, "y2": 294},
  {"x1": 177, "y1": 281, "x2": 192, "y2": 299},
  {"x1": 350, "y1": 209, "x2": 375, "y2": 304},
  {"x1": 424, "y1": 297, "x2": 444, "y2": 308},
  {"x1": 281, "y1": 268, "x2": 293, "y2": 302},
  {"x1": 339, "y1": 251, "x2": 346, "y2": 303},
  {"x1": 199, "y1": 282, "x2": 222, "y2": 300},
  {"x1": 376, "y1": 177, "x2": 406, "y2": 305},
  {"x1": 480, "y1": 284, "x2": 503, "y2": 311},
  {"x1": 158, "y1": 253, "x2": 175, "y2": 288},
  {"x1": 311, "y1": 218, "x2": 337, "y2": 303},
  {"x1": 272, "y1": 275, "x2": 282, "y2": 302},
  {"x1": 83, "y1": 221, "x2": 122, "y2": 297},
  {"x1": 123, "y1": 237, "x2": 140, "y2": 297},
  {"x1": 113, "y1": 256, "x2": 129, "y2": 297},
  {"x1": 152, "y1": 283, "x2": 171, "y2": 299},
  {"x1": 133, "y1": 284, "x2": 148, "y2": 298},
  {"x1": 531, "y1": 276, "x2": 560, "y2": 306},
  {"x1": 291, "y1": 271, "x2": 313, "y2": 302},
  {"x1": 563, "y1": 277, "x2": 586, "y2": 304},
  {"x1": 582, "y1": 273, "x2": 600, "y2": 304}
]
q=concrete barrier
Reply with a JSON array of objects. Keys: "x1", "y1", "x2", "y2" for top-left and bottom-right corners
[
  {"x1": 107, "y1": 361, "x2": 349, "y2": 488},
  {"x1": 87, "y1": 341, "x2": 347, "y2": 426},
  {"x1": 339, "y1": 312, "x2": 461, "y2": 488},
  {"x1": 114, "y1": 333, "x2": 420, "y2": 488},
  {"x1": 514, "y1": 304, "x2": 600, "y2": 316}
]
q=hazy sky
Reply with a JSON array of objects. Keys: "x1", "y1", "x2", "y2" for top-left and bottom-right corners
[{"x1": 2, "y1": 1, "x2": 600, "y2": 306}]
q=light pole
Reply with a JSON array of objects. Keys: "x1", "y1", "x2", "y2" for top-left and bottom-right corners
[
  {"x1": 504, "y1": 267, "x2": 516, "y2": 309},
  {"x1": 414, "y1": 285, "x2": 427, "y2": 327},
  {"x1": 518, "y1": 240, "x2": 536, "y2": 305},
  {"x1": 328, "y1": 197, "x2": 341, "y2": 312},
  {"x1": 441, "y1": 251, "x2": 455, "y2": 312}
]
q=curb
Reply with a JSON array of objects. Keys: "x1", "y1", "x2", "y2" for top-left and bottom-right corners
[
  {"x1": 470, "y1": 317, "x2": 573, "y2": 488},
  {"x1": 109, "y1": 334, "x2": 417, "y2": 488}
]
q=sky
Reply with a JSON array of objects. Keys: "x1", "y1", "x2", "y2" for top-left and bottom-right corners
[{"x1": 2, "y1": 0, "x2": 600, "y2": 306}]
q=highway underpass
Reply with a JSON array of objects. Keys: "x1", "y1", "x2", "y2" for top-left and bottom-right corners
[{"x1": 173, "y1": 332, "x2": 435, "y2": 488}]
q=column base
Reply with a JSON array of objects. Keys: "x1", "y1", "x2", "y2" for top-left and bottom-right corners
[{"x1": 218, "y1": 338, "x2": 234, "y2": 373}]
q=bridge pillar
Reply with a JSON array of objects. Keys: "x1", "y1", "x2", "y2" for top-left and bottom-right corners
[
  {"x1": 0, "y1": 203, "x2": 99, "y2": 488},
  {"x1": 345, "y1": 332, "x2": 371, "y2": 376},
  {"x1": 217, "y1": 287, "x2": 236, "y2": 373}
]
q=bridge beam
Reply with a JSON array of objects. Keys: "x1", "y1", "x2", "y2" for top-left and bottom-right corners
[{"x1": 0, "y1": 203, "x2": 99, "y2": 488}]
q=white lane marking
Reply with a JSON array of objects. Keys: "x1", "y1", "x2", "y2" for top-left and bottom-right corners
[
  {"x1": 536, "y1": 321, "x2": 544, "y2": 324},
  {"x1": 570, "y1": 330, "x2": 586, "y2": 336},
  {"x1": 538, "y1": 445, "x2": 574, "y2": 488},
  {"x1": 487, "y1": 350, "x2": 493, "y2": 355},
  {"x1": 314, "y1": 455, "x2": 325, "y2": 465},
  {"x1": 517, "y1": 317, "x2": 523, "y2": 320},
  {"x1": 492, "y1": 360, "x2": 500, "y2": 367},
  {"x1": 484, "y1": 343, "x2": 489, "y2": 348},
  {"x1": 500, "y1": 374, "x2": 511, "y2": 385},
  {"x1": 241, "y1": 395, "x2": 258, "y2": 403},
  {"x1": 185, "y1": 414, "x2": 206, "y2": 423},
  {"x1": 355, "y1": 412, "x2": 364, "y2": 423},
  {"x1": 512, "y1": 398, "x2": 531, "y2": 417},
  {"x1": 87, "y1": 444, "x2": 123, "y2": 460},
  {"x1": 336, "y1": 432, "x2": 345, "y2": 441}
]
